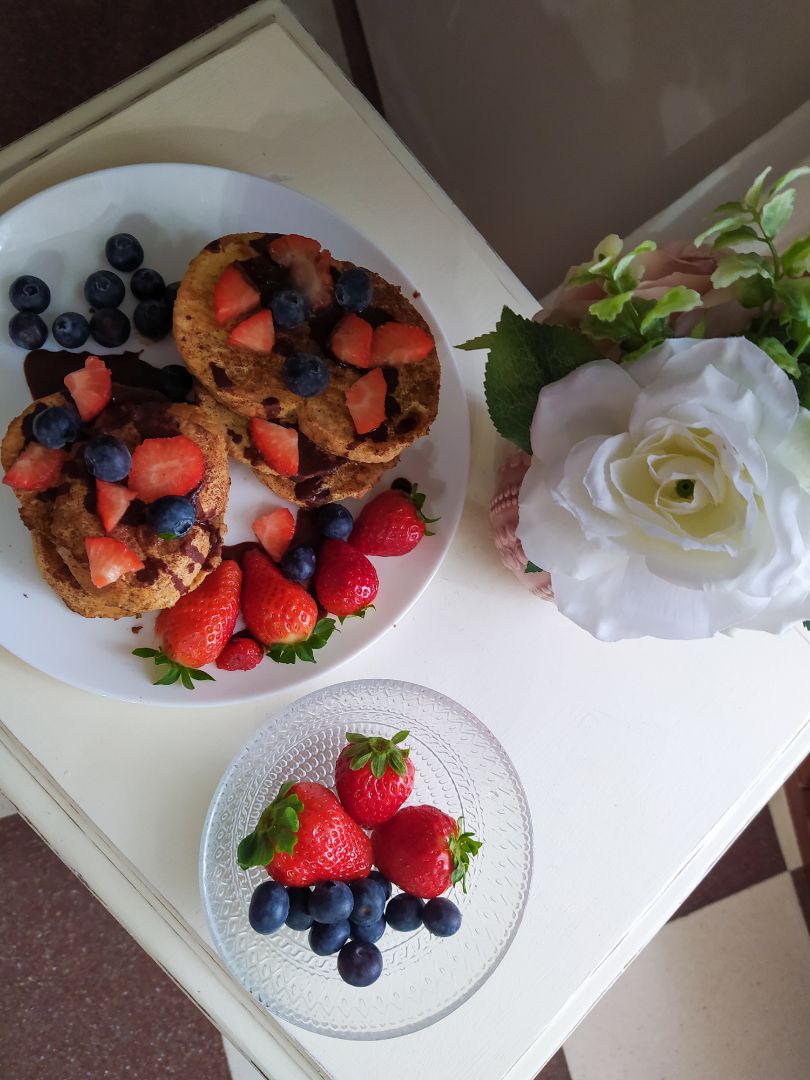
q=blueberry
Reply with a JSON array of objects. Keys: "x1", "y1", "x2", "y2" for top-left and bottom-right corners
[
  {"x1": 350, "y1": 915, "x2": 386, "y2": 944},
  {"x1": 282, "y1": 352, "x2": 329, "y2": 398},
  {"x1": 130, "y1": 267, "x2": 165, "y2": 300},
  {"x1": 385, "y1": 893, "x2": 424, "y2": 931},
  {"x1": 349, "y1": 878, "x2": 386, "y2": 924},
  {"x1": 269, "y1": 288, "x2": 307, "y2": 329},
  {"x1": 285, "y1": 887, "x2": 313, "y2": 931},
  {"x1": 105, "y1": 233, "x2": 144, "y2": 272},
  {"x1": 334, "y1": 268, "x2": 373, "y2": 313},
  {"x1": 164, "y1": 281, "x2": 181, "y2": 308},
  {"x1": 367, "y1": 870, "x2": 392, "y2": 901},
  {"x1": 9, "y1": 275, "x2": 50, "y2": 314},
  {"x1": 390, "y1": 477, "x2": 414, "y2": 494},
  {"x1": 309, "y1": 880, "x2": 354, "y2": 924},
  {"x1": 315, "y1": 503, "x2": 353, "y2": 540},
  {"x1": 422, "y1": 897, "x2": 462, "y2": 937},
  {"x1": 148, "y1": 495, "x2": 196, "y2": 539},
  {"x1": 158, "y1": 364, "x2": 193, "y2": 402},
  {"x1": 9, "y1": 312, "x2": 47, "y2": 349},
  {"x1": 90, "y1": 308, "x2": 130, "y2": 348},
  {"x1": 309, "y1": 919, "x2": 351, "y2": 956},
  {"x1": 133, "y1": 299, "x2": 172, "y2": 339},
  {"x1": 337, "y1": 940, "x2": 383, "y2": 987},
  {"x1": 84, "y1": 435, "x2": 131, "y2": 482},
  {"x1": 280, "y1": 545, "x2": 317, "y2": 583},
  {"x1": 84, "y1": 270, "x2": 125, "y2": 309},
  {"x1": 52, "y1": 311, "x2": 90, "y2": 349},
  {"x1": 248, "y1": 879, "x2": 290, "y2": 934},
  {"x1": 32, "y1": 406, "x2": 81, "y2": 449}
]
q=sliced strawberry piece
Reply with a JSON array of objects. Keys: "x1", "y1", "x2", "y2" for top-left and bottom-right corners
[
  {"x1": 128, "y1": 435, "x2": 205, "y2": 503},
  {"x1": 249, "y1": 418, "x2": 299, "y2": 477},
  {"x1": 213, "y1": 265, "x2": 260, "y2": 326},
  {"x1": 346, "y1": 368, "x2": 386, "y2": 434},
  {"x1": 268, "y1": 234, "x2": 321, "y2": 263},
  {"x1": 3, "y1": 443, "x2": 66, "y2": 492},
  {"x1": 227, "y1": 309, "x2": 275, "y2": 353},
  {"x1": 252, "y1": 507, "x2": 296, "y2": 561},
  {"x1": 64, "y1": 355, "x2": 112, "y2": 421},
  {"x1": 371, "y1": 322, "x2": 434, "y2": 366},
  {"x1": 85, "y1": 536, "x2": 145, "y2": 588},
  {"x1": 96, "y1": 479, "x2": 137, "y2": 532},
  {"x1": 268, "y1": 233, "x2": 333, "y2": 311},
  {"x1": 330, "y1": 313, "x2": 373, "y2": 368}
]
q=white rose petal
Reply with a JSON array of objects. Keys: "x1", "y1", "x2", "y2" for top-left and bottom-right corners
[{"x1": 516, "y1": 337, "x2": 810, "y2": 639}]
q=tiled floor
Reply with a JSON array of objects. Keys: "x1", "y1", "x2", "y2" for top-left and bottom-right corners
[{"x1": 3, "y1": 779, "x2": 809, "y2": 1080}]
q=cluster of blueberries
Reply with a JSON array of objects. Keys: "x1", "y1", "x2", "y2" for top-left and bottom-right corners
[
  {"x1": 276, "y1": 266, "x2": 372, "y2": 399},
  {"x1": 8, "y1": 233, "x2": 179, "y2": 351},
  {"x1": 249, "y1": 871, "x2": 462, "y2": 987},
  {"x1": 280, "y1": 502, "x2": 355, "y2": 582}
]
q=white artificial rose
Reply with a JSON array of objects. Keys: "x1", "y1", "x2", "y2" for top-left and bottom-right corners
[{"x1": 516, "y1": 337, "x2": 810, "y2": 640}]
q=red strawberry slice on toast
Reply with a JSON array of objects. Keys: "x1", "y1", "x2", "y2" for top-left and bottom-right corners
[
  {"x1": 268, "y1": 233, "x2": 333, "y2": 311},
  {"x1": 330, "y1": 313, "x2": 373, "y2": 368},
  {"x1": 64, "y1": 355, "x2": 112, "y2": 421},
  {"x1": 96, "y1": 479, "x2": 137, "y2": 532},
  {"x1": 252, "y1": 507, "x2": 295, "y2": 561},
  {"x1": 371, "y1": 322, "x2": 434, "y2": 366},
  {"x1": 227, "y1": 309, "x2": 275, "y2": 354},
  {"x1": 3, "y1": 443, "x2": 66, "y2": 492},
  {"x1": 85, "y1": 536, "x2": 145, "y2": 588},
  {"x1": 213, "y1": 265, "x2": 260, "y2": 326},
  {"x1": 128, "y1": 435, "x2": 205, "y2": 503},
  {"x1": 249, "y1": 418, "x2": 299, "y2": 477},
  {"x1": 237, "y1": 780, "x2": 372, "y2": 886},
  {"x1": 345, "y1": 367, "x2": 386, "y2": 434}
]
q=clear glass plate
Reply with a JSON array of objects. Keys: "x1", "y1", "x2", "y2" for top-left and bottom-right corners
[{"x1": 200, "y1": 679, "x2": 533, "y2": 1040}]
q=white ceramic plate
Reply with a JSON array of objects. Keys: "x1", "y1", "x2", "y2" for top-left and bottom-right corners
[
  {"x1": 200, "y1": 680, "x2": 533, "y2": 1039},
  {"x1": 0, "y1": 164, "x2": 469, "y2": 706}
]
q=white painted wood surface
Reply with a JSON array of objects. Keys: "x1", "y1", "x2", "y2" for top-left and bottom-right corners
[{"x1": 1, "y1": 6, "x2": 809, "y2": 1079}]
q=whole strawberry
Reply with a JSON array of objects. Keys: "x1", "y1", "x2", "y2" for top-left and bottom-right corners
[
  {"x1": 237, "y1": 780, "x2": 372, "y2": 886},
  {"x1": 133, "y1": 560, "x2": 241, "y2": 688},
  {"x1": 371, "y1": 805, "x2": 481, "y2": 898},
  {"x1": 314, "y1": 538, "x2": 378, "y2": 617},
  {"x1": 242, "y1": 547, "x2": 335, "y2": 663},
  {"x1": 350, "y1": 482, "x2": 438, "y2": 557},
  {"x1": 335, "y1": 730, "x2": 415, "y2": 828}
]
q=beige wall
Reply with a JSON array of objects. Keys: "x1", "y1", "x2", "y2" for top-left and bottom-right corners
[{"x1": 358, "y1": 0, "x2": 810, "y2": 298}]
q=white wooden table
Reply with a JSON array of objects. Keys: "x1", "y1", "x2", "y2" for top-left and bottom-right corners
[{"x1": 2, "y1": 5, "x2": 810, "y2": 1079}]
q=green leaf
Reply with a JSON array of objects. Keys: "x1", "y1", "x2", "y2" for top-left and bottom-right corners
[
  {"x1": 370, "y1": 752, "x2": 387, "y2": 779},
  {"x1": 758, "y1": 336, "x2": 801, "y2": 377},
  {"x1": 711, "y1": 252, "x2": 771, "y2": 288},
  {"x1": 456, "y1": 330, "x2": 498, "y2": 351},
  {"x1": 689, "y1": 318, "x2": 706, "y2": 339},
  {"x1": 735, "y1": 274, "x2": 773, "y2": 309},
  {"x1": 593, "y1": 233, "x2": 623, "y2": 260},
  {"x1": 525, "y1": 560, "x2": 544, "y2": 573},
  {"x1": 350, "y1": 752, "x2": 372, "y2": 771},
  {"x1": 588, "y1": 290, "x2": 635, "y2": 323},
  {"x1": 639, "y1": 286, "x2": 702, "y2": 332},
  {"x1": 391, "y1": 729, "x2": 410, "y2": 744},
  {"x1": 388, "y1": 748, "x2": 406, "y2": 776},
  {"x1": 479, "y1": 309, "x2": 600, "y2": 454},
  {"x1": 237, "y1": 784, "x2": 305, "y2": 869},
  {"x1": 761, "y1": 188, "x2": 795, "y2": 238},
  {"x1": 189, "y1": 668, "x2": 215, "y2": 682},
  {"x1": 695, "y1": 215, "x2": 749, "y2": 247},
  {"x1": 294, "y1": 643, "x2": 315, "y2": 664},
  {"x1": 180, "y1": 669, "x2": 193, "y2": 690},
  {"x1": 345, "y1": 732, "x2": 367, "y2": 744},
  {"x1": 710, "y1": 224, "x2": 760, "y2": 248},
  {"x1": 156, "y1": 668, "x2": 181, "y2": 686},
  {"x1": 803, "y1": 619, "x2": 810, "y2": 632},
  {"x1": 448, "y1": 818, "x2": 483, "y2": 894},
  {"x1": 781, "y1": 234, "x2": 810, "y2": 276},
  {"x1": 268, "y1": 643, "x2": 297, "y2": 664},
  {"x1": 772, "y1": 166, "x2": 810, "y2": 194},
  {"x1": 775, "y1": 277, "x2": 810, "y2": 322},
  {"x1": 712, "y1": 199, "x2": 745, "y2": 214},
  {"x1": 621, "y1": 339, "x2": 664, "y2": 364},
  {"x1": 744, "y1": 166, "x2": 772, "y2": 210},
  {"x1": 132, "y1": 647, "x2": 160, "y2": 658}
]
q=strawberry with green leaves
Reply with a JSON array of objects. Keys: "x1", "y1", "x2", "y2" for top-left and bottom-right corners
[
  {"x1": 133, "y1": 559, "x2": 241, "y2": 688},
  {"x1": 350, "y1": 481, "x2": 438, "y2": 556},
  {"x1": 241, "y1": 547, "x2": 336, "y2": 663},
  {"x1": 335, "y1": 730, "x2": 415, "y2": 828},
  {"x1": 238, "y1": 780, "x2": 372, "y2": 886},
  {"x1": 371, "y1": 805, "x2": 481, "y2": 898}
]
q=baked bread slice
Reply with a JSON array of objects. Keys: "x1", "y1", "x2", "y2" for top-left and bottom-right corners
[{"x1": 172, "y1": 232, "x2": 440, "y2": 465}]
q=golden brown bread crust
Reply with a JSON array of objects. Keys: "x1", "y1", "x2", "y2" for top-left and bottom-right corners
[
  {"x1": 172, "y1": 233, "x2": 440, "y2": 464},
  {"x1": 196, "y1": 388, "x2": 395, "y2": 506},
  {"x1": 2, "y1": 395, "x2": 230, "y2": 618}
]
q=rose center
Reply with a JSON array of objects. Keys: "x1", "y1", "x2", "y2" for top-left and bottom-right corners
[{"x1": 674, "y1": 478, "x2": 695, "y2": 500}]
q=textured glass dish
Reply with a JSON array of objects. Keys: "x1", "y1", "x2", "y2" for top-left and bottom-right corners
[{"x1": 200, "y1": 679, "x2": 533, "y2": 1040}]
